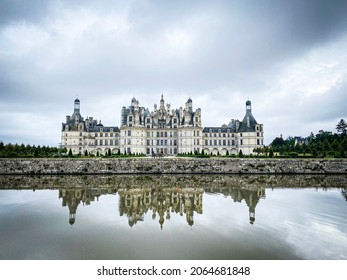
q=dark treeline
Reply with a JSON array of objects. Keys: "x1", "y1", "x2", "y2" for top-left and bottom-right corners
[
  {"x1": 266, "y1": 119, "x2": 347, "y2": 158},
  {"x1": 266, "y1": 131, "x2": 347, "y2": 158},
  {"x1": 0, "y1": 142, "x2": 65, "y2": 158}
]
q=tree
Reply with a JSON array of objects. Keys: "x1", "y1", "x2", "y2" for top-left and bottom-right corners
[
  {"x1": 336, "y1": 119, "x2": 347, "y2": 134},
  {"x1": 84, "y1": 150, "x2": 88, "y2": 156},
  {"x1": 68, "y1": 149, "x2": 73, "y2": 157},
  {"x1": 238, "y1": 150, "x2": 243, "y2": 157}
]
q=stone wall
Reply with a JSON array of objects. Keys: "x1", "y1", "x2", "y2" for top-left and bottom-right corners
[{"x1": 0, "y1": 158, "x2": 346, "y2": 175}]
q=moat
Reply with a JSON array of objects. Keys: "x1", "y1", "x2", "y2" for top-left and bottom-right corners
[{"x1": 0, "y1": 174, "x2": 346, "y2": 260}]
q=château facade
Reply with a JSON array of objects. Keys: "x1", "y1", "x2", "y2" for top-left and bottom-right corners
[{"x1": 61, "y1": 96, "x2": 264, "y2": 156}]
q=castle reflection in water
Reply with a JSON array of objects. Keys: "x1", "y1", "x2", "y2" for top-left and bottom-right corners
[{"x1": 59, "y1": 186, "x2": 266, "y2": 228}]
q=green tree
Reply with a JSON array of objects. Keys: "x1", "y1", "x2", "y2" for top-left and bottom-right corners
[
  {"x1": 336, "y1": 119, "x2": 347, "y2": 134},
  {"x1": 238, "y1": 150, "x2": 243, "y2": 157},
  {"x1": 68, "y1": 149, "x2": 73, "y2": 157}
]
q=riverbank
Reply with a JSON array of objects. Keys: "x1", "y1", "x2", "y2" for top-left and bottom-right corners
[{"x1": 0, "y1": 158, "x2": 346, "y2": 174}]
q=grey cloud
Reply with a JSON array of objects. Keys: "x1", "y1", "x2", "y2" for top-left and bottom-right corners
[{"x1": 1, "y1": 0, "x2": 347, "y2": 145}]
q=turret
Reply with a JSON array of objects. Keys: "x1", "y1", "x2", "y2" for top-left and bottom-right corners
[
  {"x1": 74, "y1": 98, "x2": 80, "y2": 114},
  {"x1": 246, "y1": 100, "x2": 251, "y2": 113},
  {"x1": 188, "y1": 97, "x2": 193, "y2": 112},
  {"x1": 160, "y1": 94, "x2": 165, "y2": 110}
]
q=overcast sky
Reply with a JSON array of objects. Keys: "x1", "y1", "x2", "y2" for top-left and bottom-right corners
[{"x1": 1, "y1": 0, "x2": 347, "y2": 146}]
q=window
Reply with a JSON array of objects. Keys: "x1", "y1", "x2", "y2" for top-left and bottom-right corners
[
  {"x1": 147, "y1": 118, "x2": 150, "y2": 124},
  {"x1": 257, "y1": 139, "x2": 260, "y2": 145},
  {"x1": 205, "y1": 140, "x2": 208, "y2": 146},
  {"x1": 174, "y1": 118, "x2": 177, "y2": 124},
  {"x1": 110, "y1": 133, "x2": 113, "y2": 137},
  {"x1": 223, "y1": 140, "x2": 226, "y2": 146},
  {"x1": 128, "y1": 130, "x2": 131, "y2": 136},
  {"x1": 100, "y1": 133, "x2": 103, "y2": 137},
  {"x1": 165, "y1": 132, "x2": 167, "y2": 137},
  {"x1": 129, "y1": 116, "x2": 133, "y2": 122},
  {"x1": 197, "y1": 139, "x2": 199, "y2": 145},
  {"x1": 105, "y1": 133, "x2": 108, "y2": 137},
  {"x1": 157, "y1": 131, "x2": 160, "y2": 137},
  {"x1": 240, "y1": 140, "x2": 243, "y2": 145},
  {"x1": 100, "y1": 140, "x2": 103, "y2": 145},
  {"x1": 110, "y1": 139, "x2": 113, "y2": 145},
  {"x1": 105, "y1": 140, "x2": 108, "y2": 145}
]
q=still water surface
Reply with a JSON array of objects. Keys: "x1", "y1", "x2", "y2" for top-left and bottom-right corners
[{"x1": 0, "y1": 175, "x2": 346, "y2": 260}]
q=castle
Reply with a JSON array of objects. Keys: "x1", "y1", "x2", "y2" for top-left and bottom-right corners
[{"x1": 61, "y1": 96, "x2": 264, "y2": 155}]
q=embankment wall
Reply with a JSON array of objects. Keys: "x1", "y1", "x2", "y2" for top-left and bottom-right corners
[{"x1": 0, "y1": 158, "x2": 346, "y2": 175}]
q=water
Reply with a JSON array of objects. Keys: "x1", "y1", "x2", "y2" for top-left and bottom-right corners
[{"x1": 0, "y1": 175, "x2": 346, "y2": 260}]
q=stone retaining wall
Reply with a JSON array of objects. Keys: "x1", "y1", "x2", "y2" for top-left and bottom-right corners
[{"x1": 0, "y1": 158, "x2": 346, "y2": 174}]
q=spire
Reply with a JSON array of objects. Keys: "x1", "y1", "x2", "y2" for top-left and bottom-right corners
[{"x1": 160, "y1": 94, "x2": 165, "y2": 110}]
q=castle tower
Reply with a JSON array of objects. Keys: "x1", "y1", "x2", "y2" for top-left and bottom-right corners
[
  {"x1": 160, "y1": 94, "x2": 165, "y2": 111},
  {"x1": 74, "y1": 98, "x2": 80, "y2": 114},
  {"x1": 246, "y1": 100, "x2": 251, "y2": 113},
  {"x1": 188, "y1": 97, "x2": 193, "y2": 113}
]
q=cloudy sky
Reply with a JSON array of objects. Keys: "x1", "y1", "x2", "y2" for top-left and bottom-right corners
[{"x1": 1, "y1": 0, "x2": 347, "y2": 146}]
